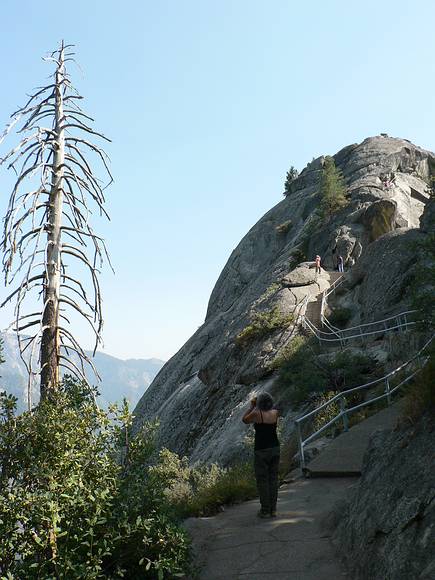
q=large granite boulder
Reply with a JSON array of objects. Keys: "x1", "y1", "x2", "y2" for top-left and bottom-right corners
[
  {"x1": 281, "y1": 262, "x2": 328, "y2": 287},
  {"x1": 335, "y1": 227, "x2": 423, "y2": 324},
  {"x1": 333, "y1": 415, "x2": 435, "y2": 580},
  {"x1": 420, "y1": 197, "x2": 435, "y2": 233},
  {"x1": 133, "y1": 136, "x2": 434, "y2": 463}
]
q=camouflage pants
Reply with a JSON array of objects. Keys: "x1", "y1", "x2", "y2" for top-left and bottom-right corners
[{"x1": 254, "y1": 446, "x2": 280, "y2": 513}]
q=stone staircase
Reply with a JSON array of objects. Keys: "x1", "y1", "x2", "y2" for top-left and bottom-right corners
[
  {"x1": 305, "y1": 296, "x2": 323, "y2": 328},
  {"x1": 304, "y1": 270, "x2": 343, "y2": 332},
  {"x1": 305, "y1": 402, "x2": 402, "y2": 477}
]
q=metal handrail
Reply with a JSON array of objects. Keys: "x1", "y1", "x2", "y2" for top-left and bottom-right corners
[
  {"x1": 328, "y1": 310, "x2": 418, "y2": 335},
  {"x1": 301, "y1": 269, "x2": 418, "y2": 344},
  {"x1": 295, "y1": 294, "x2": 310, "y2": 323},
  {"x1": 320, "y1": 273, "x2": 418, "y2": 336},
  {"x1": 324, "y1": 274, "x2": 345, "y2": 299},
  {"x1": 302, "y1": 313, "x2": 417, "y2": 342},
  {"x1": 294, "y1": 335, "x2": 433, "y2": 472}
]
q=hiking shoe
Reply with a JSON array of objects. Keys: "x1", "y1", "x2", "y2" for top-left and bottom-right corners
[{"x1": 257, "y1": 510, "x2": 270, "y2": 519}]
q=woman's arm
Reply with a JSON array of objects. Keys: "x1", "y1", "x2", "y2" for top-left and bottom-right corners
[{"x1": 242, "y1": 399, "x2": 259, "y2": 424}]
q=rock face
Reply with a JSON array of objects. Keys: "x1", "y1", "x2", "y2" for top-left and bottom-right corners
[
  {"x1": 133, "y1": 136, "x2": 434, "y2": 464},
  {"x1": 332, "y1": 415, "x2": 435, "y2": 580},
  {"x1": 420, "y1": 196, "x2": 435, "y2": 233}
]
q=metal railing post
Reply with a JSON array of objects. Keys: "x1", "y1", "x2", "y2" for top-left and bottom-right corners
[
  {"x1": 385, "y1": 377, "x2": 391, "y2": 405},
  {"x1": 296, "y1": 421, "x2": 305, "y2": 473},
  {"x1": 340, "y1": 397, "x2": 349, "y2": 431},
  {"x1": 397, "y1": 316, "x2": 402, "y2": 332}
]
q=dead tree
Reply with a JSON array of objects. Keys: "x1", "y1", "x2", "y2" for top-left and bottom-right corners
[{"x1": 0, "y1": 41, "x2": 112, "y2": 403}]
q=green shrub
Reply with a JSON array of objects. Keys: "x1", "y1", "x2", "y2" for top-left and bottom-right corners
[
  {"x1": 276, "y1": 339, "x2": 325, "y2": 406},
  {"x1": 259, "y1": 282, "x2": 281, "y2": 302},
  {"x1": 329, "y1": 351, "x2": 379, "y2": 388},
  {"x1": 236, "y1": 307, "x2": 294, "y2": 347},
  {"x1": 283, "y1": 166, "x2": 299, "y2": 195},
  {"x1": 269, "y1": 335, "x2": 307, "y2": 370},
  {"x1": 312, "y1": 391, "x2": 340, "y2": 435},
  {"x1": 290, "y1": 247, "x2": 307, "y2": 263},
  {"x1": 320, "y1": 156, "x2": 348, "y2": 216},
  {"x1": 181, "y1": 463, "x2": 257, "y2": 517},
  {"x1": 327, "y1": 307, "x2": 352, "y2": 329},
  {"x1": 276, "y1": 343, "x2": 380, "y2": 407},
  {"x1": 0, "y1": 380, "x2": 191, "y2": 579},
  {"x1": 150, "y1": 449, "x2": 257, "y2": 518},
  {"x1": 276, "y1": 220, "x2": 292, "y2": 234}
]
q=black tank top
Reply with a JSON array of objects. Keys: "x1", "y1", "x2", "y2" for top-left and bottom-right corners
[{"x1": 254, "y1": 410, "x2": 279, "y2": 451}]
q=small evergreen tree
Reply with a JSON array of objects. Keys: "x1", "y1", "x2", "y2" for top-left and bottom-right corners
[
  {"x1": 283, "y1": 166, "x2": 299, "y2": 195},
  {"x1": 319, "y1": 156, "x2": 348, "y2": 216}
]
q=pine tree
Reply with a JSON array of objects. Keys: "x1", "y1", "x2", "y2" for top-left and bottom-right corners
[
  {"x1": 319, "y1": 156, "x2": 348, "y2": 216},
  {"x1": 283, "y1": 166, "x2": 299, "y2": 195}
]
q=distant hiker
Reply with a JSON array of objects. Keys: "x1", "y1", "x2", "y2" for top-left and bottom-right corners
[
  {"x1": 337, "y1": 255, "x2": 344, "y2": 273},
  {"x1": 315, "y1": 255, "x2": 321, "y2": 274},
  {"x1": 242, "y1": 393, "x2": 280, "y2": 518}
]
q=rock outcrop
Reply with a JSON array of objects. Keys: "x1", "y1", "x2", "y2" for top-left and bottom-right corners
[
  {"x1": 133, "y1": 136, "x2": 434, "y2": 464},
  {"x1": 332, "y1": 414, "x2": 435, "y2": 580}
]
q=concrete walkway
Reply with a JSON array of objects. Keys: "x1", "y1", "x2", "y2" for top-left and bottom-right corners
[
  {"x1": 306, "y1": 403, "x2": 401, "y2": 476},
  {"x1": 184, "y1": 477, "x2": 355, "y2": 579}
]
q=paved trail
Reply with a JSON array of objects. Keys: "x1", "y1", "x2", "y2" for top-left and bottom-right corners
[{"x1": 184, "y1": 477, "x2": 356, "y2": 579}]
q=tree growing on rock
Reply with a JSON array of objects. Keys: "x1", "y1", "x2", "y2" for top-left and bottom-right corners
[
  {"x1": 283, "y1": 165, "x2": 299, "y2": 195},
  {"x1": 319, "y1": 156, "x2": 347, "y2": 216},
  {"x1": 0, "y1": 42, "x2": 112, "y2": 404}
]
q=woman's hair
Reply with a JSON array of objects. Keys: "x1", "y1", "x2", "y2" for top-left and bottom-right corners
[{"x1": 257, "y1": 392, "x2": 274, "y2": 411}]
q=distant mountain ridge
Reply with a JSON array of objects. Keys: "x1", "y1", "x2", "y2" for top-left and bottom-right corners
[{"x1": 0, "y1": 332, "x2": 164, "y2": 412}]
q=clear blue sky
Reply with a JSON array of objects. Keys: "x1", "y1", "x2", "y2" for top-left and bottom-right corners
[{"x1": 1, "y1": 0, "x2": 435, "y2": 361}]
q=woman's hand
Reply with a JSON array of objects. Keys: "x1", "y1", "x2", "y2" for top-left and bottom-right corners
[{"x1": 242, "y1": 398, "x2": 258, "y2": 424}]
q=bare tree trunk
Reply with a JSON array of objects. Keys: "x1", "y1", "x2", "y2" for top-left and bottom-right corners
[
  {"x1": 40, "y1": 43, "x2": 65, "y2": 398},
  {"x1": 1, "y1": 42, "x2": 112, "y2": 400}
]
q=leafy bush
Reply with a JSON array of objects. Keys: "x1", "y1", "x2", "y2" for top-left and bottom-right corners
[
  {"x1": 290, "y1": 247, "x2": 307, "y2": 264},
  {"x1": 236, "y1": 307, "x2": 294, "y2": 347},
  {"x1": 259, "y1": 282, "x2": 281, "y2": 302},
  {"x1": 320, "y1": 156, "x2": 348, "y2": 216},
  {"x1": 0, "y1": 380, "x2": 191, "y2": 579},
  {"x1": 269, "y1": 335, "x2": 307, "y2": 370},
  {"x1": 327, "y1": 307, "x2": 352, "y2": 329},
  {"x1": 149, "y1": 449, "x2": 257, "y2": 518},
  {"x1": 276, "y1": 342, "x2": 380, "y2": 407},
  {"x1": 329, "y1": 351, "x2": 379, "y2": 388},
  {"x1": 312, "y1": 391, "x2": 340, "y2": 435},
  {"x1": 276, "y1": 339, "x2": 325, "y2": 406},
  {"x1": 276, "y1": 220, "x2": 292, "y2": 234}
]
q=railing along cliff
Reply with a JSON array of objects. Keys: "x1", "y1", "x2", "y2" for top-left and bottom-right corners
[{"x1": 294, "y1": 336, "x2": 433, "y2": 472}]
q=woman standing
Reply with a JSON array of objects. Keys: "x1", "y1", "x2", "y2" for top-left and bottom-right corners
[{"x1": 242, "y1": 393, "x2": 280, "y2": 518}]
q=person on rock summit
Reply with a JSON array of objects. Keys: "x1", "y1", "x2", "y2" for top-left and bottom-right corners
[
  {"x1": 315, "y1": 254, "x2": 321, "y2": 274},
  {"x1": 242, "y1": 393, "x2": 280, "y2": 518}
]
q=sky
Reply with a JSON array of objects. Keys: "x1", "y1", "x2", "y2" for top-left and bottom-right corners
[{"x1": 0, "y1": 0, "x2": 435, "y2": 361}]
